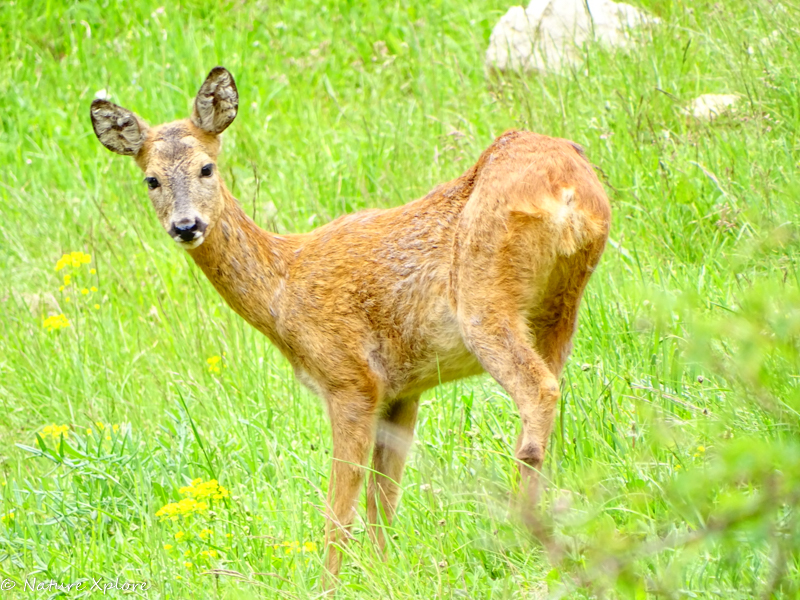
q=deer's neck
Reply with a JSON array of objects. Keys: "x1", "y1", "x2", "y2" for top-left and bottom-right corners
[{"x1": 187, "y1": 185, "x2": 296, "y2": 340}]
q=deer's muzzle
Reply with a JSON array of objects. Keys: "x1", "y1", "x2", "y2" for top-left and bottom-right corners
[{"x1": 169, "y1": 216, "x2": 208, "y2": 245}]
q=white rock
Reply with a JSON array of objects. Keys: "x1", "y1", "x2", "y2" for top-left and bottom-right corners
[
  {"x1": 486, "y1": 0, "x2": 658, "y2": 74},
  {"x1": 684, "y1": 94, "x2": 739, "y2": 120}
]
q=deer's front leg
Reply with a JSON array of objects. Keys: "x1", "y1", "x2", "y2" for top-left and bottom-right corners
[{"x1": 322, "y1": 390, "x2": 378, "y2": 591}]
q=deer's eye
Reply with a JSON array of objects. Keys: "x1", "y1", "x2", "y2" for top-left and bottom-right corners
[
  {"x1": 145, "y1": 177, "x2": 160, "y2": 190},
  {"x1": 200, "y1": 163, "x2": 213, "y2": 177}
]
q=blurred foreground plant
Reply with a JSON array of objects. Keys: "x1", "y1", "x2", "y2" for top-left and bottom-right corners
[{"x1": 537, "y1": 280, "x2": 800, "y2": 599}]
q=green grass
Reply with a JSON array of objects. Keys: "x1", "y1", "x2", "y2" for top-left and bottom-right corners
[{"x1": 2, "y1": 0, "x2": 800, "y2": 597}]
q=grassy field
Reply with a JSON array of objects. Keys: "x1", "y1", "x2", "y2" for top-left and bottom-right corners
[{"x1": 2, "y1": 0, "x2": 800, "y2": 597}]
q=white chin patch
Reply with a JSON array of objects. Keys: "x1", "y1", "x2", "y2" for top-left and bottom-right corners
[{"x1": 174, "y1": 236, "x2": 205, "y2": 250}]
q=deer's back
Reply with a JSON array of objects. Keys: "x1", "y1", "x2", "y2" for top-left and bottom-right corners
[{"x1": 274, "y1": 131, "x2": 610, "y2": 400}]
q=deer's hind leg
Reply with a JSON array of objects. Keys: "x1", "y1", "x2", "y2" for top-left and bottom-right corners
[
  {"x1": 452, "y1": 186, "x2": 589, "y2": 510},
  {"x1": 457, "y1": 301, "x2": 561, "y2": 507},
  {"x1": 366, "y1": 395, "x2": 420, "y2": 553}
]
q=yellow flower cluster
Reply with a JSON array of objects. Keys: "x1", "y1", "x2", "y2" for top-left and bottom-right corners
[
  {"x1": 156, "y1": 498, "x2": 209, "y2": 521},
  {"x1": 40, "y1": 424, "x2": 69, "y2": 439},
  {"x1": 198, "y1": 528, "x2": 213, "y2": 539},
  {"x1": 199, "y1": 549, "x2": 219, "y2": 559},
  {"x1": 55, "y1": 251, "x2": 91, "y2": 271},
  {"x1": 178, "y1": 478, "x2": 230, "y2": 501},
  {"x1": 272, "y1": 540, "x2": 317, "y2": 554},
  {"x1": 156, "y1": 478, "x2": 229, "y2": 523},
  {"x1": 43, "y1": 314, "x2": 70, "y2": 331},
  {"x1": 207, "y1": 356, "x2": 221, "y2": 373},
  {"x1": 0, "y1": 511, "x2": 14, "y2": 523}
]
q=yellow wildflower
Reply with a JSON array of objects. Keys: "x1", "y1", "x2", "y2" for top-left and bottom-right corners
[
  {"x1": 90, "y1": 268, "x2": 96, "y2": 275},
  {"x1": 675, "y1": 464, "x2": 682, "y2": 470},
  {"x1": 157, "y1": 478, "x2": 229, "y2": 522},
  {"x1": 156, "y1": 497, "x2": 209, "y2": 521},
  {"x1": 199, "y1": 528, "x2": 213, "y2": 539},
  {"x1": 178, "y1": 478, "x2": 230, "y2": 501},
  {"x1": 59, "y1": 286, "x2": 64, "y2": 291},
  {"x1": 0, "y1": 511, "x2": 14, "y2": 523},
  {"x1": 183, "y1": 562, "x2": 192, "y2": 568},
  {"x1": 55, "y1": 251, "x2": 92, "y2": 271},
  {"x1": 70, "y1": 251, "x2": 91, "y2": 267},
  {"x1": 207, "y1": 356, "x2": 221, "y2": 373},
  {"x1": 697, "y1": 445, "x2": 705, "y2": 453},
  {"x1": 64, "y1": 297, "x2": 70, "y2": 302},
  {"x1": 303, "y1": 541, "x2": 317, "y2": 552},
  {"x1": 163, "y1": 544, "x2": 173, "y2": 551},
  {"x1": 184, "y1": 550, "x2": 191, "y2": 557},
  {"x1": 174, "y1": 531, "x2": 185, "y2": 541},
  {"x1": 63, "y1": 275, "x2": 71, "y2": 286},
  {"x1": 105, "y1": 435, "x2": 111, "y2": 441},
  {"x1": 94, "y1": 304, "x2": 100, "y2": 310},
  {"x1": 90, "y1": 286, "x2": 98, "y2": 292},
  {"x1": 55, "y1": 254, "x2": 70, "y2": 271},
  {"x1": 81, "y1": 288, "x2": 89, "y2": 295},
  {"x1": 43, "y1": 314, "x2": 70, "y2": 332},
  {"x1": 113, "y1": 424, "x2": 120, "y2": 433},
  {"x1": 40, "y1": 424, "x2": 69, "y2": 439},
  {"x1": 96, "y1": 422, "x2": 105, "y2": 430}
]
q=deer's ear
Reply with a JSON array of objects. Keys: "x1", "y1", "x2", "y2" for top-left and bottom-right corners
[
  {"x1": 90, "y1": 99, "x2": 149, "y2": 156},
  {"x1": 191, "y1": 66, "x2": 238, "y2": 135}
]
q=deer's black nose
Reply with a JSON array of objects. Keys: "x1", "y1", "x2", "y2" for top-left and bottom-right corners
[{"x1": 170, "y1": 217, "x2": 207, "y2": 242}]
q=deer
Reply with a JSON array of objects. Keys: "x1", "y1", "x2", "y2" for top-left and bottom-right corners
[{"x1": 90, "y1": 66, "x2": 610, "y2": 589}]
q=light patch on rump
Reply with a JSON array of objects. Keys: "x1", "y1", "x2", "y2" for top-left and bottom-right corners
[
  {"x1": 552, "y1": 187, "x2": 575, "y2": 227},
  {"x1": 509, "y1": 188, "x2": 579, "y2": 253}
]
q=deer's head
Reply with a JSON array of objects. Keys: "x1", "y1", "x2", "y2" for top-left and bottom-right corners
[{"x1": 90, "y1": 67, "x2": 238, "y2": 249}]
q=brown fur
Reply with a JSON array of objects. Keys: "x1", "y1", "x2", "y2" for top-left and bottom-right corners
[{"x1": 91, "y1": 68, "x2": 611, "y2": 590}]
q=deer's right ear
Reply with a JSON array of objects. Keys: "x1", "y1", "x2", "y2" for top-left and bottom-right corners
[
  {"x1": 191, "y1": 66, "x2": 238, "y2": 135},
  {"x1": 90, "y1": 99, "x2": 148, "y2": 156}
]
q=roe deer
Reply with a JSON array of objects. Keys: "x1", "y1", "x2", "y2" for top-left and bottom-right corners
[{"x1": 90, "y1": 67, "x2": 611, "y2": 588}]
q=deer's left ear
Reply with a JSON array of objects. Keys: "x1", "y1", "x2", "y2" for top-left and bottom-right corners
[{"x1": 191, "y1": 66, "x2": 238, "y2": 135}]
